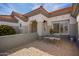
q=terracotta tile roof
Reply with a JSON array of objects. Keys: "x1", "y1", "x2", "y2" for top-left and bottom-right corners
[
  {"x1": 24, "y1": 6, "x2": 50, "y2": 17},
  {"x1": 24, "y1": 6, "x2": 73, "y2": 17},
  {"x1": 0, "y1": 11, "x2": 28, "y2": 23},
  {"x1": 11, "y1": 11, "x2": 28, "y2": 22},
  {"x1": 0, "y1": 6, "x2": 73, "y2": 23},
  {"x1": 0, "y1": 15, "x2": 18, "y2": 23},
  {"x1": 49, "y1": 7, "x2": 73, "y2": 17}
]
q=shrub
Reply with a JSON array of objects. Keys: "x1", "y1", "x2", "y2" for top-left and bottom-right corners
[
  {"x1": 0, "y1": 25, "x2": 16, "y2": 36},
  {"x1": 49, "y1": 28, "x2": 58, "y2": 34},
  {"x1": 49, "y1": 28, "x2": 53, "y2": 34}
]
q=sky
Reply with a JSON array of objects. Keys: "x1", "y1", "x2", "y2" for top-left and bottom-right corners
[{"x1": 0, "y1": 3, "x2": 72, "y2": 15}]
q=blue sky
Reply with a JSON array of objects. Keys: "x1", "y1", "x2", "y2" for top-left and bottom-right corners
[{"x1": 0, "y1": 3, "x2": 72, "y2": 15}]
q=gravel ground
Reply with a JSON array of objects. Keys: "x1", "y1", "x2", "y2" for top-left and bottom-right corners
[{"x1": 7, "y1": 39, "x2": 79, "y2": 56}]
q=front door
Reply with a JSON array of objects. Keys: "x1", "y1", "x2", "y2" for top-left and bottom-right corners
[{"x1": 31, "y1": 21, "x2": 37, "y2": 33}]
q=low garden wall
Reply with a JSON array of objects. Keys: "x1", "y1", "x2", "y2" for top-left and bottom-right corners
[{"x1": 0, "y1": 33, "x2": 38, "y2": 52}]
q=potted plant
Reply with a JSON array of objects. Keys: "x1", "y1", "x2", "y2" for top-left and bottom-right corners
[{"x1": 49, "y1": 28, "x2": 53, "y2": 34}]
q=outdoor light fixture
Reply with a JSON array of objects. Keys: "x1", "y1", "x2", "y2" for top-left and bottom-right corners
[{"x1": 43, "y1": 20, "x2": 46, "y2": 23}]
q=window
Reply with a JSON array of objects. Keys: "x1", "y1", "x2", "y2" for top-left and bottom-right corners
[
  {"x1": 53, "y1": 23, "x2": 59, "y2": 33},
  {"x1": 60, "y1": 24, "x2": 63, "y2": 33},
  {"x1": 52, "y1": 20, "x2": 69, "y2": 34},
  {"x1": 20, "y1": 23, "x2": 22, "y2": 27},
  {"x1": 60, "y1": 24, "x2": 68, "y2": 33},
  {"x1": 64, "y1": 25, "x2": 68, "y2": 33}
]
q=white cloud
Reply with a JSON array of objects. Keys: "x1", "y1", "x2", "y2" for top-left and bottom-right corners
[
  {"x1": 32, "y1": 4, "x2": 41, "y2": 10},
  {"x1": 0, "y1": 3, "x2": 18, "y2": 15},
  {"x1": 31, "y1": 3, "x2": 46, "y2": 10},
  {"x1": 51, "y1": 5, "x2": 60, "y2": 11},
  {"x1": 43, "y1": 3, "x2": 61, "y2": 12},
  {"x1": 43, "y1": 3, "x2": 71, "y2": 12},
  {"x1": 0, "y1": 3, "x2": 72, "y2": 15},
  {"x1": 31, "y1": 3, "x2": 63, "y2": 12}
]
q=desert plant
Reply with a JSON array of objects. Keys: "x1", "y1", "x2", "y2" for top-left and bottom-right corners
[{"x1": 0, "y1": 25, "x2": 16, "y2": 36}]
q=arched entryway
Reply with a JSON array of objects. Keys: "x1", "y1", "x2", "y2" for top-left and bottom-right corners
[{"x1": 30, "y1": 20, "x2": 37, "y2": 33}]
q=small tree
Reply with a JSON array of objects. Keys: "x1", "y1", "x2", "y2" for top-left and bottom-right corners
[{"x1": 0, "y1": 25, "x2": 16, "y2": 36}]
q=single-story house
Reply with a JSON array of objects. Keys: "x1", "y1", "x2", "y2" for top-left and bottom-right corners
[{"x1": 0, "y1": 3, "x2": 79, "y2": 40}]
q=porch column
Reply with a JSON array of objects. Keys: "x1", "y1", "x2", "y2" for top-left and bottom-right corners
[
  {"x1": 37, "y1": 21, "x2": 43, "y2": 36},
  {"x1": 77, "y1": 14, "x2": 79, "y2": 40}
]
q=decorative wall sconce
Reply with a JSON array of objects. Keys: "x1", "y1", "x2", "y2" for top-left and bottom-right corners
[{"x1": 43, "y1": 20, "x2": 47, "y2": 23}]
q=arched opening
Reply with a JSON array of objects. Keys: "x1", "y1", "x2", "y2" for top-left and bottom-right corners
[{"x1": 30, "y1": 20, "x2": 37, "y2": 33}]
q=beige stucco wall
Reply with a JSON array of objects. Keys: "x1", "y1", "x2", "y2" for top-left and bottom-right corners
[
  {"x1": 28, "y1": 14, "x2": 48, "y2": 36},
  {"x1": 48, "y1": 14, "x2": 76, "y2": 25},
  {"x1": 28, "y1": 14, "x2": 48, "y2": 22},
  {"x1": 0, "y1": 33, "x2": 38, "y2": 51},
  {"x1": 14, "y1": 16, "x2": 28, "y2": 33},
  {"x1": 27, "y1": 13, "x2": 77, "y2": 36},
  {"x1": 48, "y1": 14, "x2": 71, "y2": 22},
  {"x1": 0, "y1": 21, "x2": 19, "y2": 26}
]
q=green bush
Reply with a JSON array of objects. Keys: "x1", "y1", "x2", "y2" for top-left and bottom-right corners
[
  {"x1": 49, "y1": 28, "x2": 58, "y2": 34},
  {"x1": 49, "y1": 28, "x2": 53, "y2": 34},
  {"x1": 0, "y1": 25, "x2": 16, "y2": 36}
]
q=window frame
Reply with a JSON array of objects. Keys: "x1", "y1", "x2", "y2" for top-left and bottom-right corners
[{"x1": 51, "y1": 20, "x2": 69, "y2": 35}]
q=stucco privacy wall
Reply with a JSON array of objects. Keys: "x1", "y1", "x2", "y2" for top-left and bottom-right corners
[
  {"x1": 0, "y1": 33, "x2": 38, "y2": 51},
  {"x1": 0, "y1": 21, "x2": 20, "y2": 33}
]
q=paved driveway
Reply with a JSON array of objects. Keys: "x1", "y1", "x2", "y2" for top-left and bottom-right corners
[{"x1": 7, "y1": 39, "x2": 79, "y2": 56}]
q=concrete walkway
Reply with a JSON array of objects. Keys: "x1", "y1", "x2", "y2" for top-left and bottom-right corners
[{"x1": 7, "y1": 39, "x2": 79, "y2": 56}]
